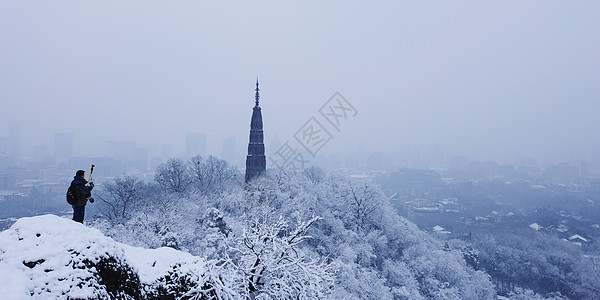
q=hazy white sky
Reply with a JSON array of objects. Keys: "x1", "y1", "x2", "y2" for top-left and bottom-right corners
[{"x1": 1, "y1": 1, "x2": 599, "y2": 164}]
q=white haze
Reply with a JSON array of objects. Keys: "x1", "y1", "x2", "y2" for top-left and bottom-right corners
[{"x1": 1, "y1": 1, "x2": 599, "y2": 166}]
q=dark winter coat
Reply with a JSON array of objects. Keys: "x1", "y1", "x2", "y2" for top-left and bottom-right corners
[{"x1": 70, "y1": 176, "x2": 93, "y2": 207}]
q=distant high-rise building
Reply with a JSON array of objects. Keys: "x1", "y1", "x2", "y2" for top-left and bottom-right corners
[
  {"x1": 328, "y1": 154, "x2": 342, "y2": 169},
  {"x1": 0, "y1": 171, "x2": 16, "y2": 190},
  {"x1": 53, "y1": 133, "x2": 74, "y2": 159},
  {"x1": 134, "y1": 147, "x2": 149, "y2": 172},
  {"x1": 186, "y1": 132, "x2": 206, "y2": 159},
  {"x1": 0, "y1": 137, "x2": 9, "y2": 154},
  {"x1": 0, "y1": 153, "x2": 14, "y2": 171},
  {"x1": 32, "y1": 145, "x2": 48, "y2": 162},
  {"x1": 222, "y1": 135, "x2": 236, "y2": 163},
  {"x1": 580, "y1": 162, "x2": 589, "y2": 177},
  {"x1": 269, "y1": 134, "x2": 283, "y2": 159},
  {"x1": 8, "y1": 122, "x2": 20, "y2": 157},
  {"x1": 448, "y1": 155, "x2": 468, "y2": 173},
  {"x1": 431, "y1": 144, "x2": 444, "y2": 169},
  {"x1": 39, "y1": 167, "x2": 60, "y2": 182},
  {"x1": 366, "y1": 152, "x2": 384, "y2": 171},
  {"x1": 547, "y1": 162, "x2": 579, "y2": 185},
  {"x1": 105, "y1": 141, "x2": 136, "y2": 161},
  {"x1": 161, "y1": 145, "x2": 172, "y2": 160},
  {"x1": 104, "y1": 141, "x2": 148, "y2": 174},
  {"x1": 245, "y1": 79, "x2": 266, "y2": 183}
]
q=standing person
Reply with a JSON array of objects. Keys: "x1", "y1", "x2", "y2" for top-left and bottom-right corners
[{"x1": 70, "y1": 169, "x2": 94, "y2": 223}]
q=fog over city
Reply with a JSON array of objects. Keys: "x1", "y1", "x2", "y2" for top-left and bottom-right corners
[
  {"x1": 3, "y1": 2, "x2": 600, "y2": 299},
  {"x1": 2, "y1": 1, "x2": 599, "y2": 167}
]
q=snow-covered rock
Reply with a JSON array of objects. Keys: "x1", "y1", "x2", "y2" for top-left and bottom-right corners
[{"x1": 0, "y1": 214, "x2": 209, "y2": 299}]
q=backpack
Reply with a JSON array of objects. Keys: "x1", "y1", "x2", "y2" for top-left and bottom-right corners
[{"x1": 66, "y1": 185, "x2": 76, "y2": 205}]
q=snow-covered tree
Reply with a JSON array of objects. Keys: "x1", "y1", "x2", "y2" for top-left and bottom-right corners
[
  {"x1": 155, "y1": 158, "x2": 192, "y2": 194},
  {"x1": 344, "y1": 179, "x2": 386, "y2": 233},
  {"x1": 302, "y1": 166, "x2": 326, "y2": 185},
  {"x1": 97, "y1": 175, "x2": 145, "y2": 224},
  {"x1": 189, "y1": 155, "x2": 240, "y2": 197},
  {"x1": 230, "y1": 215, "x2": 335, "y2": 299}
]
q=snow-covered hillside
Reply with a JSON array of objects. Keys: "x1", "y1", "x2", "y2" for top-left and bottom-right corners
[
  {"x1": 0, "y1": 215, "x2": 208, "y2": 299},
  {"x1": 0, "y1": 212, "x2": 334, "y2": 299}
]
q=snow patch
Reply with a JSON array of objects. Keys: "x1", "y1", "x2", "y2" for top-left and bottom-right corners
[{"x1": 529, "y1": 223, "x2": 542, "y2": 231}]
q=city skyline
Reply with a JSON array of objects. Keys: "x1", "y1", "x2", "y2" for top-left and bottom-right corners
[{"x1": 0, "y1": 122, "x2": 599, "y2": 172}]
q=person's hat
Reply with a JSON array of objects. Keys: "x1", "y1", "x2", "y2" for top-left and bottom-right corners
[{"x1": 76, "y1": 170, "x2": 85, "y2": 177}]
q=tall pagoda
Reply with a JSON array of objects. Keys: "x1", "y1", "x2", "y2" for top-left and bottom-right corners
[{"x1": 244, "y1": 79, "x2": 266, "y2": 183}]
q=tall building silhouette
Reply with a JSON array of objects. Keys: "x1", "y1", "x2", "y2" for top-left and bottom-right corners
[
  {"x1": 186, "y1": 132, "x2": 206, "y2": 159},
  {"x1": 245, "y1": 79, "x2": 266, "y2": 183},
  {"x1": 53, "y1": 133, "x2": 73, "y2": 159},
  {"x1": 222, "y1": 135, "x2": 235, "y2": 163},
  {"x1": 8, "y1": 122, "x2": 20, "y2": 157}
]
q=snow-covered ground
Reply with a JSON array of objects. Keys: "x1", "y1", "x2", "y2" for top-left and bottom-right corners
[{"x1": 0, "y1": 214, "x2": 206, "y2": 299}]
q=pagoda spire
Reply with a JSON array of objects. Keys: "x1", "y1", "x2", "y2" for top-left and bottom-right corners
[{"x1": 255, "y1": 77, "x2": 260, "y2": 106}]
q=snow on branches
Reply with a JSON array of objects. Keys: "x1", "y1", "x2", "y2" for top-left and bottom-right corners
[{"x1": 230, "y1": 215, "x2": 335, "y2": 299}]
